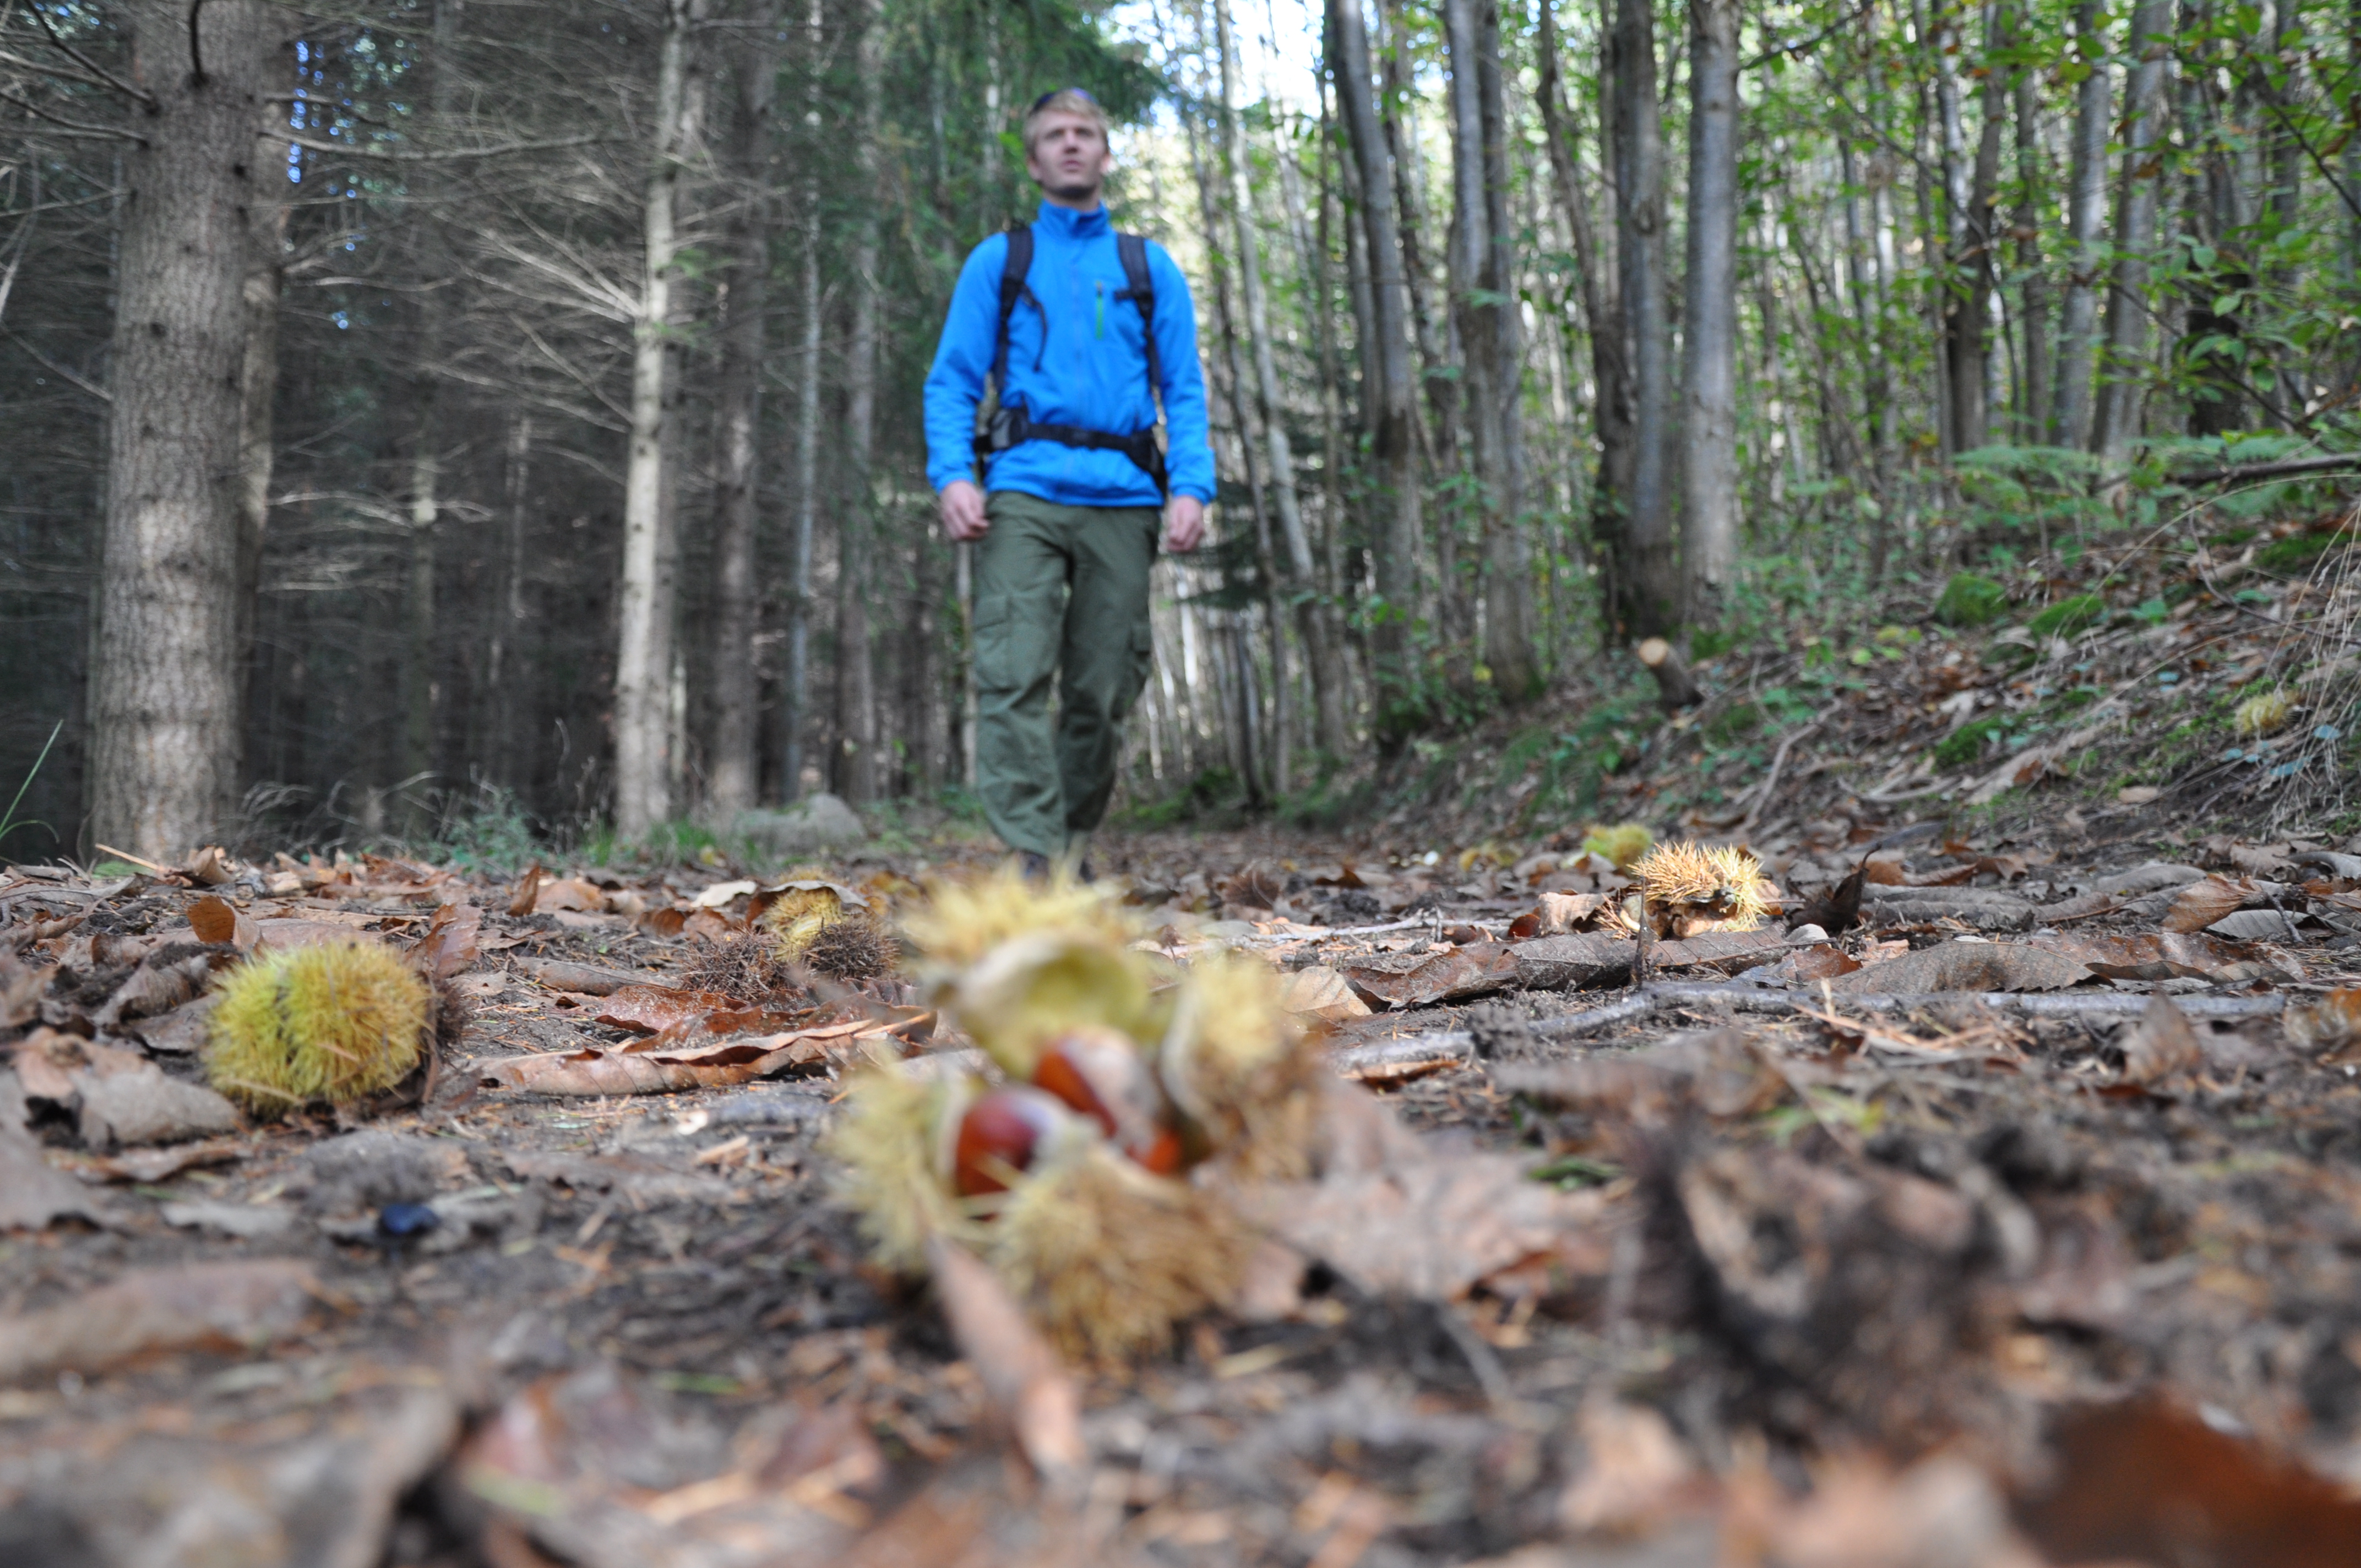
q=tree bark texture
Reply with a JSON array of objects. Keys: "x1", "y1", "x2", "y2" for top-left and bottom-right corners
[
  {"x1": 784, "y1": 0, "x2": 824, "y2": 801},
  {"x1": 707, "y1": 0, "x2": 781, "y2": 818},
  {"x1": 89, "y1": 0, "x2": 278, "y2": 859},
  {"x1": 1329, "y1": 0, "x2": 1423, "y2": 744},
  {"x1": 1609, "y1": 0, "x2": 1675, "y2": 638},
  {"x1": 1215, "y1": 0, "x2": 1314, "y2": 788},
  {"x1": 834, "y1": 0, "x2": 884, "y2": 805},
  {"x1": 1536, "y1": 0, "x2": 1633, "y2": 601},
  {"x1": 2094, "y1": 0, "x2": 2171, "y2": 464},
  {"x1": 2053, "y1": 0, "x2": 2110, "y2": 450},
  {"x1": 1679, "y1": 0, "x2": 1739, "y2": 624},
  {"x1": 2011, "y1": 28, "x2": 2053, "y2": 444},
  {"x1": 614, "y1": 0, "x2": 700, "y2": 836}
]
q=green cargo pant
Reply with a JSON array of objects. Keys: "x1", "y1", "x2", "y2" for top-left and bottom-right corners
[{"x1": 972, "y1": 489, "x2": 1159, "y2": 859}]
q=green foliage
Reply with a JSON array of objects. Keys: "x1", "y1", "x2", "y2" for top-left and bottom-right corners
[
  {"x1": 2256, "y1": 532, "x2": 2341, "y2": 574},
  {"x1": 424, "y1": 788, "x2": 541, "y2": 875},
  {"x1": 2026, "y1": 594, "x2": 2107, "y2": 640},
  {"x1": 0, "y1": 718, "x2": 59, "y2": 856},
  {"x1": 1934, "y1": 573, "x2": 2009, "y2": 628},
  {"x1": 1934, "y1": 714, "x2": 2012, "y2": 770}
]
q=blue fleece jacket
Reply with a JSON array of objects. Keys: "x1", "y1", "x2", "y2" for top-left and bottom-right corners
[{"x1": 924, "y1": 202, "x2": 1216, "y2": 507}]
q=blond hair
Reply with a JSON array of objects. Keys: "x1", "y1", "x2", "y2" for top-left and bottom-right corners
[{"x1": 1022, "y1": 88, "x2": 1110, "y2": 155}]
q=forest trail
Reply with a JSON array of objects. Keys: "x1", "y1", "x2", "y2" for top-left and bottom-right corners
[{"x1": 8, "y1": 763, "x2": 2361, "y2": 1564}]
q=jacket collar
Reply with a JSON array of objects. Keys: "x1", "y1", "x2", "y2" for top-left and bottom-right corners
[{"x1": 1035, "y1": 200, "x2": 1111, "y2": 239}]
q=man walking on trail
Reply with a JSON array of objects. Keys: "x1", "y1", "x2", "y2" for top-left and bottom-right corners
[{"x1": 924, "y1": 88, "x2": 1215, "y2": 878}]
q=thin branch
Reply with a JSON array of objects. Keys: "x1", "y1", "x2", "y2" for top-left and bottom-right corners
[
  {"x1": 25, "y1": 1, "x2": 155, "y2": 106},
  {"x1": 2168, "y1": 452, "x2": 2361, "y2": 486},
  {"x1": 283, "y1": 130, "x2": 610, "y2": 163},
  {"x1": 0, "y1": 86, "x2": 143, "y2": 141},
  {"x1": 2, "y1": 326, "x2": 108, "y2": 400}
]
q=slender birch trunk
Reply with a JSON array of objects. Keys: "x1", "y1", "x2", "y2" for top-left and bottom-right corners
[
  {"x1": 614, "y1": 0, "x2": 701, "y2": 836},
  {"x1": 708, "y1": 0, "x2": 781, "y2": 817},
  {"x1": 88, "y1": 0, "x2": 277, "y2": 858},
  {"x1": 1680, "y1": 0, "x2": 1740, "y2": 623},
  {"x1": 2012, "y1": 22, "x2": 2053, "y2": 444},
  {"x1": 2053, "y1": 0, "x2": 2111, "y2": 449},
  {"x1": 2093, "y1": 0, "x2": 2171, "y2": 464},
  {"x1": 1329, "y1": 0, "x2": 1423, "y2": 744}
]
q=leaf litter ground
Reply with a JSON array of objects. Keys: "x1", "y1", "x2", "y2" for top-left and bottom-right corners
[{"x1": 8, "y1": 803, "x2": 2361, "y2": 1566}]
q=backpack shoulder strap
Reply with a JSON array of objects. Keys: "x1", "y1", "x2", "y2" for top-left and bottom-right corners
[
  {"x1": 992, "y1": 222, "x2": 1035, "y2": 389},
  {"x1": 1114, "y1": 232, "x2": 1162, "y2": 398}
]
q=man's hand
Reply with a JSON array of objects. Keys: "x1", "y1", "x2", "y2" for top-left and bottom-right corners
[
  {"x1": 1163, "y1": 494, "x2": 1206, "y2": 554},
  {"x1": 940, "y1": 480, "x2": 988, "y2": 543}
]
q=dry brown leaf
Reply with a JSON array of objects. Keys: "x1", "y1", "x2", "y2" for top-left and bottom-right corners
[
  {"x1": 2120, "y1": 996, "x2": 2205, "y2": 1088},
  {"x1": 1281, "y1": 966, "x2": 1372, "y2": 1022},
  {"x1": 1827, "y1": 941, "x2": 2090, "y2": 994},
  {"x1": 535, "y1": 876, "x2": 608, "y2": 914},
  {"x1": 507, "y1": 864, "x2": 545, "y2": 917},
  {"x1": 1241, "y1": 1145, "x2": 1607, "y2": 1300},
  {"x1": 926, "y1": 1237, "x2": 1085, "y2": 1483},
  {"x1": 594, "y1": 984, "x2": 752, "y2": 1034},
  {"x1": 410, "y1": 899, "x2": 483, "y2": 981},
  {"x1": 2163, "y1": 874, "x2": 2256, "y2": 933},
  {"x1": 477, "y1": 1014, "x2": 921, "y2": 1096},
  {"x1": 1558, "y1": 1400, "x2": 1701, "y2": 1537},
  {"x1": 0, "y1": 1259, "x2": 317, "y2": 1381},
  {"x1": 2028, "y1": 929, "x2": 2255, "y2": 981},
  {"x1": 1339, "y1": 943, "x2": 1520, "y2": 1009},
  {"x1": 253, "y1": 917, "x2": 390, "y2": 953},
  {"x1": 185, "y1": 895, "x2": 257, "y2": 948},
  {"x1": 0, "y1": 1122, "x2": 112, "y2": 1232}
]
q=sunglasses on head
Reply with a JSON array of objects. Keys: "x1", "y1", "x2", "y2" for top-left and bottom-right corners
[{"x1": 1030, "y1": 86, "x2": 1097, "y2": 112}]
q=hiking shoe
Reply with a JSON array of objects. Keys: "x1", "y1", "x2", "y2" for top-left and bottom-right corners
[
  {"x1": 1075, "y1": 857, "x2": 1096, "y2": 883},
  {"x1": 1019, "y1": 851, "x2": 1053, "y2": 883}
]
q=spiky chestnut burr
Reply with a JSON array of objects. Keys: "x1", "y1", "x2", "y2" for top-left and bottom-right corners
[{"x1": 205, "y1": 940, "x2": 428, "y2": 1112}]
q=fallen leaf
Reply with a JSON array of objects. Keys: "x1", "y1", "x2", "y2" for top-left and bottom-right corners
[
  {"x1": 595, "y1": 984, "x2": 752, "y2": 1034},
  {"x1": 691, "y1": 879, "x2": 759, "y2": 909},
  {"x1": 1241, "y1": 1142, "x2": 1607, "y2": 1300},
  {"x1": 1339, "y1": 943, "x2": 1520, "y2": 1009},
  {"x1": 0, "y1": 1260, "x2": 317, "y2": 1381},
  {"x1": 1753, "y1": 943, "x2": 1864, "y2": 986},
  {"x1": 80, "y1": 1139, "x2": 246, "y2": 1184},
  {"x1": 1829, "y1": 941, "x2": 2090, "y2": 994},
  {"x1": 182, "y1": 845, "x2": 238, "y2": 886},
  {"x1": 535, "y1": 876, "x2": 608, "y2": 914},
  {"x1": 512, "y1": 957, "x2": 648, "y2": 995},
  {"x1": 477, "y1": 1014, "x2": 920, "y2": 1096},
  {"x1": 1559, "y1": 1400, "x2": 1701, "y2": 1537},
  {"x1": 2120, "y1": 996, "x2": 2205, "y2": 1087},
  {"x1": 185, "y1": 895, "x2": 257, "y2": 948},
  {"x1": 1791, "y1": 863, "x2": 1866, "y2": 936},
  {"x1": 2028, "y1": 930, "x2": 2257, "y2": 981},
  {"x1": 1282, "y1": 966, "x2": 1372, "y2": 1022},
  {"x1": 2164, "y1": 874, "x2": 2256, "y2": 933},
  {"x1": 2017, "y1": 1398, "x2": 2361, "y2": 1568},
  {"x1": 1513, "y1": 933, "x2": 1636, "y2": 990},
  {"x1": 92, "y1": 950, "x2": 213, "y2": 1028},
  {"x1": 410, "y1": 899, "x2": 483, "y2": 981},
  {"x1": 0, "y1": 1120, "x2": 112, "y2": 1232},
  {"x1": 926, "y1": 1237, "x2": 1085, "y2": 1483},
  {"x1": 2206, "y1": 908, "x2": 2298, "y2": 942},
  {"x1": 507, "y1": 864, "x2": 545, "y2": 917},
  {"x1": 2118, "y1": 785, "x2": 2161, "y2": 804}
]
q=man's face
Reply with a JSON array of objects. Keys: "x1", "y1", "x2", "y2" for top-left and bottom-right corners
[{"x1": 1026, "y1": 111, "x2": 1112, "y2": 205}]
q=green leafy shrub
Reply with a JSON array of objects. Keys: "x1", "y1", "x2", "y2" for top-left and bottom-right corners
[
  {"x1": 2256, "y1": 533, "x2": 2338, "y2": 574},
  {"x1": 1934, "y1": 573, "x2": 2009, "y2": 628},
  {"x1": 2026, "y1": 594, "x2": 2106, "y2": 640}
]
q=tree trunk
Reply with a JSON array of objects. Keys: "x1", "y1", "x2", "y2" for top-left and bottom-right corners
[
  {"x1": 1375, "y1": 0, "x2": 1460, "y2": 481},
  {"x1": 1536, "y1": 0, "x2": 1634, "y2": 610},
  {"x1": 1215, "y1": 0, "x2": 1312, "y2": 791},
  {"x1": 1270, "y1": 107, "x2": 1353, "y2": 759},
  {"x1": 1329, "y1": 0, "x2": 1423, "y2": 747},
  {"x1": 88, "y1": 0, "x2": 277, "y2": 859},
  {"x1": 614, "y1": 0, "x2": 701, "y2": 836},
  {"x1": 784, "y1": 0, "x2": 824, "y2": 801},
  {"x1": 2093, "y1": 0, "x2": 2171, "y2": 464},
  {"x1": 2053, "y1": 0, "x2": 2110, "y2": 450},
  {"x1": 2012, "y1": 28, "x2": 2053, "y2": 444},
  {"x1": 1679, "y1": 0, "x2": 1740, "y2": 624},
  {"x1": 834, "y1": 0, "x2": 884, "y2": 805},
  {"x1": 1934, "y1": 0, "x2": 2003, "y2": 455},
  {"x1": 233, "y1": 113, "x2": 288, "y2": 799},
  {"x1": 1609, "y1": 0, "x2": 1675, "y2": 638},
  {"x1": 707, "y1": 0, "x2": 781, "y2": 819}
]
